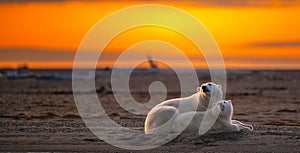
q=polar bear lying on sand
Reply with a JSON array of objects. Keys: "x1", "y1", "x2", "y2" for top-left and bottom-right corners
[
  {"x1": 173, "y1": 100, "x2": 253, "y2": 133},
  {"x1": 144, "y1": 82, "x2": 223, "y2": 134},
  {"x1": 145, "y1": 82, "x2": 253, "y2": 134}
]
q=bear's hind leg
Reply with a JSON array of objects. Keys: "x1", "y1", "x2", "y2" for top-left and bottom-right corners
[{"x1": 145, "y1": 106, "x2": 179, "y2": 134}]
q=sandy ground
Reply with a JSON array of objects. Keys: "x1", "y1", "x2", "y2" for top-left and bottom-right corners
[{"x1": 0, "y1": 70, "x2": 299, "y2": 152}]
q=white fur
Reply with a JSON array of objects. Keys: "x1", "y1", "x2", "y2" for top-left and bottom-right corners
[
  {"x1": 144, "y1": 82, "x2": 223, "y2": 134},
  {"x1": 172, "y1": 100, "x2": 253, "y2": 133}
]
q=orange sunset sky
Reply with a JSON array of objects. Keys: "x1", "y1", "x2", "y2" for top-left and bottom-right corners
[{"x1": 0, "y1": 0, "x2": 300, "y2": 69}]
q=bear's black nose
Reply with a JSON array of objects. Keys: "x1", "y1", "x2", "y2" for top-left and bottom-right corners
[{"x1": 202, "y1": 86, "x2": 209, "y2": 92}]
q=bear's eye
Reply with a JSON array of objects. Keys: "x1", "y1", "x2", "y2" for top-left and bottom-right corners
[{"x1": 208, "y1": 83, "x2": 212, "y2": 86}]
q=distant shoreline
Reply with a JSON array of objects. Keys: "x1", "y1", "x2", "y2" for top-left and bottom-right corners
[{"x1": 1, "y1": 68, "x2": 299, "y2": 71}]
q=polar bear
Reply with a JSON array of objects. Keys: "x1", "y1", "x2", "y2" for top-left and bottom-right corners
[
  {"x1": 144, "y1": 82, "x2": 223, "y2": 134},
  {"x1": 172, "y1": 100, "x2": 253, "y2": 133}
]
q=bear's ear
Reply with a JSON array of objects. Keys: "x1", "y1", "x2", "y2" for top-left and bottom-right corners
[
  {"x1": 197, "y1": 87, "x2": 201, "y2": 92},
  {"x1": 218, "y1": 84, "x2": 222, "y2": 88},
  {"x1": 227, "y1": 100, "x2": 232, "y2": 103}
]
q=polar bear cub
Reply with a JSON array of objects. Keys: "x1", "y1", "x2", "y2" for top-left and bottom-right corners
[
  {"x1": 172, "y1": 100, "x2": 253, "y2": 133},
  {"x1": 144, "y1": 82, "x2": 223, "y2": 134}
]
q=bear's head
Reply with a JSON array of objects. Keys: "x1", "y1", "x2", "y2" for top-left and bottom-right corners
[
  {"x1": 213, "y1": 100, "x2": 233, "y2": 118},
  {"x1": 197, "y1": 82, "x2": 223, "y2": 102}
]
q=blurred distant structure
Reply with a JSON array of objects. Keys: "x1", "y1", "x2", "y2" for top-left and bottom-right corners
[
  {"x1": 0, "y1": 63, "x2": 93, "y2": 80},
  {"x1": 18, "y1": 63, "x2": 29, "y2": 70},
  {"x1": 0, "y1": 63, "x2": 33, "y2": 79},
  {"x1": 147, "y1": 55, "x2": 159, "y2": 72}
]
